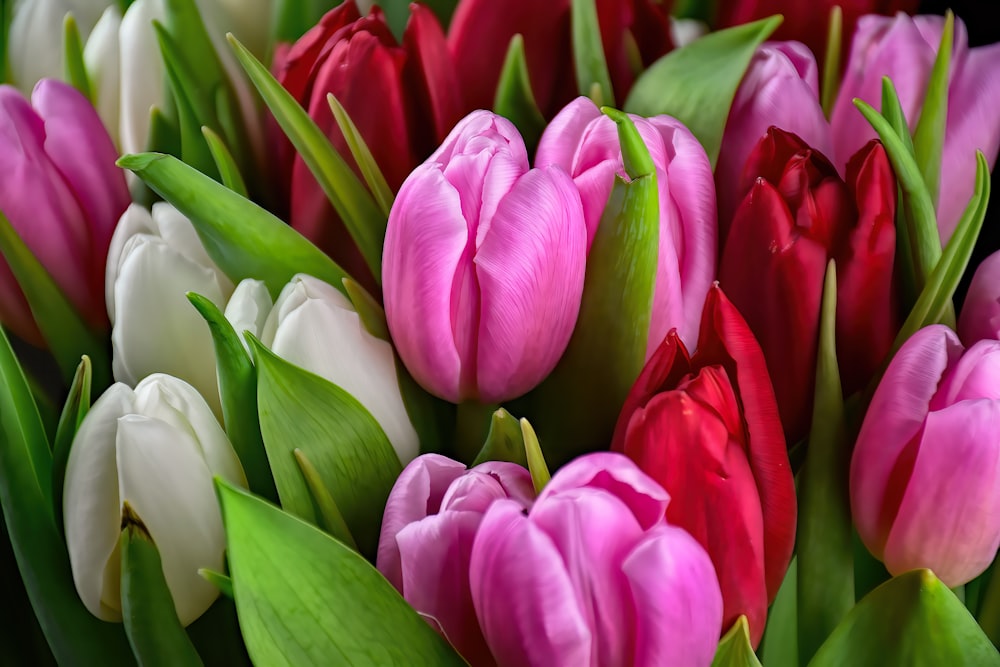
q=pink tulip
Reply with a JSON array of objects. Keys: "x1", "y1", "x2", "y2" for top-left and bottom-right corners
[
  {"x1": 383, "y1": 110, "x2": 588, "y2": 404},
  {"x1": 535, "y1": 97, "x2": 717, "y2": 352},
  {"x1": 470, "y1": 452, "x2": 723, "y2": 666},
  {"x1": 959, "y1": 250, "x2": 1000, "y2": 346},
  {"x1": 377, "y1": 454, "x2": 535, "y2": 666},
  {"x1": 0, "y1": 79, "x2": 129, "y2": 344},
  {"x1": 715, "y1": 41, "x2": 832, "y2": 238},
  {"x1": 851, "y1": 325, "x2": 1000, "y2": 587},
  {"x1": 830, "y1": 13, "x2": 1000, "y2": 241}
]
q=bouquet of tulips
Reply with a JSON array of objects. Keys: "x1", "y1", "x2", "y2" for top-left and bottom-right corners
[{"x1": 2, "y1": 0, "x2": 1000, "y2": 664}]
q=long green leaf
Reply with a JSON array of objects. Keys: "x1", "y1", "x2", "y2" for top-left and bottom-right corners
[
  {"x1": 273, "y1": 0, "x2": 341, "y2": 43},
  {"x1": 912, "y1": 11, "x2": 954, "y2": 209},
  {"x1": 713, "y1": 617, "x2": 762, "y2": 667},
  {"x1": 760, "y1": 558, "x2": 799, "y2": 667},
  {"x1": 624, "y1": 16, "x2": 782, "y2": 167},
  {"x1": 201, "y1": 126, "x2": 248, "y2": 197},
  {"x1": 216, "y1": 479, "x2": 467, "y2": 665},
  {"x1": 292, "y1": 449, "x2": 359, "y2": 550},
  {"x1": 51, "y1": 356, "x2": 92, "y2": 533},
  {"x1": 819, "y1": 6, "x2": 842, "y2": 118},
  {"x1": 327, "y1": 93, "x2": 394, "y2": 217},
  {"x1": 63, "y1": 14, "x2": 93, "y2": 101},
  {"x1": 493, "y1": 34, "x2": 546, "y2": 152},
  {"x1": 571, "y1": 0, "x2": 614, "y2": 107},
  {"x1": 471, "y1": 408, "x2": 528, "y2": 467}
]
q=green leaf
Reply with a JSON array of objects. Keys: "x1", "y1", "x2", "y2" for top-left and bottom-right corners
[
  {"x1": 912, "y1": 11, "x2": 954, "y2": 209},
  {"x1": 0, "y1": 327, "x2": 133, "y2": 664},
  {"x1": 199, "y1": 570, "x2": 234, "y2": 600},
  {"x1": 521, "y1": 418, "x2": 550, "y2": 494},
  {"x1": 118, "y1": 152, "x2": 349, "y2": 298},
  {"x1": 571, "y1": 0, "x2": 614, "y2": 107},
  {"x1": 273, "y1": 0, "x2": 340, "y2": 43},
  {"x1": 342, "y1": 278, "x2": 390, "y2": 341},
  {"x1": 976, "y1": 559, "x2": 1000, "y2": 646},
  {"x1": 250, "y1": 337, "x2": 402, "y2": 556},
  {"x1": 880, "y1": 79, "x2": 915, "y2": 154},
  {"x1": 760, "y1": 557, "x2": 799, "y2": 667},
  {"x1": 624, "y1": 16, "x2": 782, "y2": 167},
  {"x1": 228, "y1": 34, "x2": 386, "y2": 282},
  {"x1": 327, "y1": 93, "x2": 394, "y2": 217},
  {"x1": 820, "y1": 6, "x2": 842, "y2": 118},
  {"x1": 493, "y1": 34, "x2": 546, "y2": 152},
  {"x1": 119, "y1": 507, "x2": 204, "y2": 667},
  {"x1": 216, "y1": 478, "x2": 468, "y2": 665},
  {"x1": 712, "y1": 616, "x2": 762, "y2": 667},
  {"x1": 51, "y1": 356, "x2": 92, "y2": 533},
  {"x1": 810, "y1": 570, "x2": 1000, "y2": 666},
  {"x1": 186, "y1": 293, "x2": 276, "y2": 502},
  {"x1": 797, "y1": 262, "x2": 854, "y2": 664},
  {"x1": 62, "y1": 14, "x2": 93, "y2": 101},
  {"x1": 397, "y1": 356, "x2": 456, "y2": 456},
  {"x1": 377, "y1": 0, "x2": 458, "y2": 34},
  {"x1": 185, "y1": 597, "x2": 250, "y2": 666},
  {"x1": 471, "y1": 408, "x2": 528, "y2": 467},
  {"x1": 1, "y1": 0, "x2": 12, "y2": 83},
  {"x1": 201, "y1": 126, "x2": 248, "y2": 197},
  {"x1": 292, "y1": 449, "x2": 359, "y2": 551},
  {"x1": 0, "y1": 212, "x2": 111, "y2": 389}
]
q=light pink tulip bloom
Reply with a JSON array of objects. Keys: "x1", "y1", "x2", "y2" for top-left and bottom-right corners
[
  {"x1": 715, "y1": 41, "x2": 832, "y2": 239},
  {"x1": 851, "y1": 325, "x2": 1000, "y2": 587},
  {"x1": 959, "y1": 250, "x2": 1000, "y2": 346},
  {"x1": 831, "y1": 13, "x2": 1000, "y2": 241},
  {"x1": 383, "y1": 110, "x2": 588, "y2": 404},
  {"x1": 470, "y1": 452, "x2": 723, "y2": 667},
  {"x1": 0, "y1": 79, "x2": 129, "y2": 344},
  {"x1": 535, "y1": 97, "x2": 717, "y2": 353},
  {"x1": 377, "y1": 454, "x2": 535, "y2": 666}
]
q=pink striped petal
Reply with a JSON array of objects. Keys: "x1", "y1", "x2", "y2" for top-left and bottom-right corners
[
  {"x1": 535, "y1": 97, "x2": 604, "y2": 171},
  {"x1": 429, "y1": 110, "x2": 528, "y2": 169},
  {"x1": 442, "y1": 460, "x2": 535, "y2": 512},
  {"x1": 959, "y1": 250, "x2": 1000, "y2": 345},
  {"x1": 931, "y1": 339, "x2": 1000, "y2": 407}
]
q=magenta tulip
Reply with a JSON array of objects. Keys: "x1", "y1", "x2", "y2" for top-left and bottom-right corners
[
  {"x1": 851, "y1": 325, "x2": 1000, "y2": 587},
  {"x1": 383, "y1": 110, "x2": 588, "y2": 404},
  {"x1": 469, "y1": 452, "x2": 723, "y2": 666},
  {"x1": 958, "y1": 250, "x2": 1000, "y2": 346},
  {"x1": 830, "y1": 13, "x2": 1000, "y2": 241},
  {"x1": 0, "y1": 79, "x2": 129, "y2": 344},
  {"x1": 535, "y1": 97, "x2": 717, "y2": 352},
  {"x1": 377, "y1": 454, "x2": 535, "y2": 665}
]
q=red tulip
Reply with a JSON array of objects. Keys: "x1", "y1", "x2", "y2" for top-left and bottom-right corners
[
  {"x1": 612, "y1": 285, "x2": 796, "y2": 647},
  {"x1": 447, "y1": 0, "x2": 673, "y2": 118},
  {"x1": 273, "y1": 1, "x2": 464, "y2": 292},
  {"x1": 719, "y1": 128, "x2": 897, "y2": 443}
]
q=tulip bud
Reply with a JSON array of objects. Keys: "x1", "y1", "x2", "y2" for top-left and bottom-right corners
[
  {"x1": 227, "y1": 274, "x2": 420, "y2": 465},
  {"x1": 0, "y1": 80, "x2": 129, "y2": 344},
  {"x1": 376, "y1": 454, "x2": 535, "y2": 665},
  {"x1": 469, "y1": 452, "x2": 723, "y2": 666},
  {"x1": 106, "y1": 203, "x2": 234, "y2": 417},
  {"x1": 383, "y1": 110, "x2": 588, "y2": 404},
  {"x1": 958, "y1": 250, "x2": 1000, "y2": 346},
  {"x1": 612, "y1": 285, "x2": 796, "y2": 647},
  {"x1": 536, "y1": 96, "x2": 717, "y2": 352},
  {"x1": 63, "y1": 374, "x2": 247, "y2": 626},
  {"x1": 851, "y1": 325, "x2": 1000, "y2": 587}
]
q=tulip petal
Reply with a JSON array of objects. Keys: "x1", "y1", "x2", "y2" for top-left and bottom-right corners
[
  {"x1": 84, "y1": 7, "x2": 123, "y2": 147},
  {"x1": 959, "y1": 250, "x2": 1000, "y2": 346},
  {"x1": 440, "y1": 461, "x2": 535, "y2": 513},
  {"x1": 623, "y1": 525, "x2": 724, "y2": 667},
  {"x1": 401, "y1": 3, "x2": 463, "y2": 151},
  {"x1": 118, "y1": 0, "x2": 166, "y2": 156},
  {"x1": 470, "y1": 499, "x2": 593, "y2": 666},
  {"x1": 930, "y1": 339, "x2": 1000, "y2": 407},
  {"x1": 224, "y1": 279, "x2": 273, "y2": 350}
]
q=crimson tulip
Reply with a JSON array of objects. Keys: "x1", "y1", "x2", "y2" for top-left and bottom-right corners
[
  {"x1": 612, "y1": 284, "x2": 796, "y2": 647},
  {"x1": 447, "y1": 0, "x2": 673, "y2": 118},
  {"x1": 719, "y1": 128, "x2": 897, "y2": 444},
  {"x1": 273, "y1": 1, "x2": 464, "y2": 291}
]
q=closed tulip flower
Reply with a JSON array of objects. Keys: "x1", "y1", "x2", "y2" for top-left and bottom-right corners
[
  {"x1": 536, "y1": 97, "x2": 717, "y2": 352},
  {"x1": 958, "y1": 250, "x2": 1000, "y2": 346},
  {"x1": 106, "y1": 203, "x2": 234, "y2": 417},
  {"x1": 0, "y1": 80, "x2": 129, "y2": 344},
  {"x1": 377, "y1": 454, "x2": 536, "y2": 665},
  {"x1": 470, "y1": 452, "x2": 723, "y2": 666},
  {"x1": 63, "y1": 374, "x2": 247, "y2": 626},
  {"x1": 612, "y1": 285, "x2": 796, "y2": 647},
  {"x1": 851, "y1": 325, "x2": 1000, "y2": 587},
  {"x1": 831, "y1": 13, "x2": 1000, "y2": 241},
  {"x1": 383, "y1": 110, "x2": 588, "y2": 404},
  {"x1": 719, "y1": 128, "x2": 898, "y2": 443},
  {"x1": 226, "y1": 274, "x2": 420, "y2": 465}
]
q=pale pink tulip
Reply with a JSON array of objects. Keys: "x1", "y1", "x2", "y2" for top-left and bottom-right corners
[
  {"x1": 383, "y1": 110, "x2": 588, "y2": 404},
  {"x1": 959, "y1": 250, "x2": 1000, "y2": 346}
]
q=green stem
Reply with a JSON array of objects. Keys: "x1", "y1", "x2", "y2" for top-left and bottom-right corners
[{"x1": 454, "y1": 401, "x2": 498, "y2": 464}]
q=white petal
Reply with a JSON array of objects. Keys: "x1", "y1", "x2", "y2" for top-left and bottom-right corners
[
  {"x1": 83, "y1": 6, "x2": 123, "y2": 148},
  {"x1": 118, "y1": 0, "x2": 165, "y2": 156},
  {"x1": 9, "y1": 0, "x2": 71, "y2": 92},
  {"x1": 224, "y1": 279, "x2": 273, "y2": 352},
  {"x1": 106, "y1": 204, "x2": 157, "y2": 323}
]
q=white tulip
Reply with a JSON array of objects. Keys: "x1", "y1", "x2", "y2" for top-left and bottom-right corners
[
  {"x1": 107, "y1": 203, "x2": 234, "y2": 417},
  {"x1": 63, "y1": 374, "x2": 246, "y2": 627},
  {"x1": 227, "y1": 275, "x2": 420, "y2": 465}
]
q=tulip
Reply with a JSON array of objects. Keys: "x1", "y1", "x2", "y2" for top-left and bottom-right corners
[
  {"x1": 719, "y1": 128, "x2": 898, "y2": 443},
  {"x1": 715, "y1": 41, "x2": 832, "y2": 236},
  {"x1": 383, "y1": 110, "x2": 588, "y2": 404},
  {"x1": 226, "y1": 274, "x2": 420, "y2": 465},
  {"x1": 376, "y1": 454, "x2": 535, "y2": 665},
  {"x1": 851, "y1": 325, "x2": 1000, "y2": 587},
  {"x1": 63, "y1": 373, "x2": 247, "y2": 626},
  {"x1": 273, "y1": 0, "x2": 463, "y2": 291},
  {"x1": 106, "y1": 203, "x2": 234, "y2": 417},
  {"x1": 958, "y1": 250, "x2": 1000, "y2": 346},
  {"x1": 535, "y1": 96, "x2": 717, "y2": 353},
  {"x1": 0, "y1": 79, "x2": 129, "y2": 344},
  {"x1": 612, "y1": 284, "x2": 796, "y2": 647},
  {"x1": 448, "y1": 0, "x2": 673, "y2": 118},
  {"x1": 830, "y1": 13, "x2": 1000, "y2": 241},
  {"x1": 469, "y1": 452, "x2": 723, "y2": 666}
]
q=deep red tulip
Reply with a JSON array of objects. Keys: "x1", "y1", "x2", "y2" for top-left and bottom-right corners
[
  {"x1": 612, "y1": 285, "x2": 796, "y2": 647},
  {"x1": 719, "y1": 128, "x2": 897, "y2": 443},
  {"x1": 273, "y1": 1, "x2": 464, "y2": 292},
  {"x1": 447, "y1": 0, "x2": 672, "y2": 118}
]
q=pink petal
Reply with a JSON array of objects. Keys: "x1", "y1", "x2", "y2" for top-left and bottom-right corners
[
  {"x1": 931, "y1": 339, "x2": 1000, "y2": 407},
  {"x1": 535, "y1": 97, "x2": 604, "y2": 171},
  {"x1": 429, "y1": 110, "x2": 528, "y2": 169},
  {"x1": 959, "y1": 250, "x2": 1000, "y2": 346},
  {"x1": 455, "y1": 460, "x2": 536, "y2": 510},
  {"x1": 623, "y1": 525, "x2": 724, "y2": 667}
]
